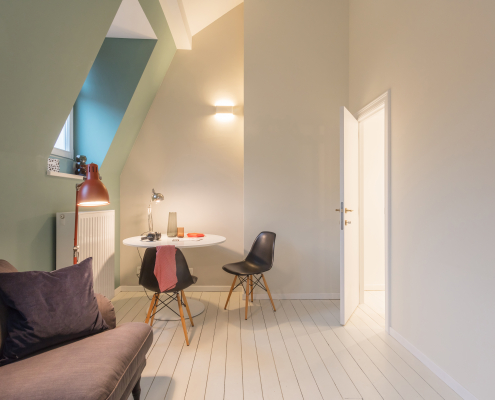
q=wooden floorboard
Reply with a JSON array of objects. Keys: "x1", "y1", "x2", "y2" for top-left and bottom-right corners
[{"x1": 113, "y1": 292, "x2": 459, "y2": 400}]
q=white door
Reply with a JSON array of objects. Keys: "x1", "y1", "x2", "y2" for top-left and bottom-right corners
[{"x1": 339, "y1": 106, "x2": 360, "y2": 325}]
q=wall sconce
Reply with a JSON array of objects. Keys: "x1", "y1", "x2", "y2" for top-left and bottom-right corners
[
  {"x1": 215, "y1": 104, "x2": 235, "y2": 121},
  {"x1": 216, "y1": 105, "x2": 234, "y2": 115}
]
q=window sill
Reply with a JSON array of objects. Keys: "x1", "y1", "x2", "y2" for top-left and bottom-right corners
[{"x1": 47, "y1": 171, "x2": 83, "y2": 180}]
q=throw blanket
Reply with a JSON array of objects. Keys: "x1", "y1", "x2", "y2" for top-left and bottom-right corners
[{"x1": 154, "y1": 246, "x2": 177, "y2": 292}]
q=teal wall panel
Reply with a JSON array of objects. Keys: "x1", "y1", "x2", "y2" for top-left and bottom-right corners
[{"x1": 74, "y1": 38, "x2": 156, "y2": 167}]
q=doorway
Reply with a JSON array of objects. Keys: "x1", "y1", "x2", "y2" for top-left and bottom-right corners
[
  {"x1": 339, "y1": 90, "x2": 391, "y2": 331},
  {"x1": 357, "y1": 91, "x2": 390, "y2": 331}
]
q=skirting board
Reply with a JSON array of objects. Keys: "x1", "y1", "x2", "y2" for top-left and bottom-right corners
[
  {"x1": 364, "y1": 284, "x2": 385, "y2": 291},
  {"x1": 114, "y1": 286, "x2": 339, "y2": 300},
  {"x1": 243, "y1": 293, "x2": 340, "y2": 300},
  {"x1": 389, "y1": 328, "x2": 477, "y2": 400},
  {"x1": 115, "y1": 285, "x2": 242, "y2": 293}
]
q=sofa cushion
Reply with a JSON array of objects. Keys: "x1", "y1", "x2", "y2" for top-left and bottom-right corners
[
  {"x1": 0, "y1": 260, "x2": 17, "y2": 358},
  {"x1": 0, "y1": 258, "x2": 108, "y2": 365},
  {"x1": 96, "y1": 293, "x2": 117, "y2": 329},
  {"x1": 0, "y1": 322, "x2": 152, "y2": 400}
]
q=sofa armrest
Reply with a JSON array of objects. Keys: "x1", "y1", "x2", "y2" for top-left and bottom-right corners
[{"x1": 95, "y1": 293, "x2": 116, "y2": 329}]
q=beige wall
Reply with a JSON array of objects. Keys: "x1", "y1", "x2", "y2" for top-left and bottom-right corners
[
  {"x1": 120, "y1": 5, "x2": 244, "y2": 286},
  {"x1": 244, "y1": 0, "x2": 348, "y2": 296},
  {"x1": 350, "y1": 1, "x2": 495, "y2": 398}
]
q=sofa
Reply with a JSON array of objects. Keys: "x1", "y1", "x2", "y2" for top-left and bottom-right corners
[{"x1": 0, "y1": 260, "x2": 152, "y2": 400}]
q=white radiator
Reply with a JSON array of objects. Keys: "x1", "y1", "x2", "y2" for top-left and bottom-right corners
[{"x1": 56, "y1": 210, "x2": 115, "y2": 300}]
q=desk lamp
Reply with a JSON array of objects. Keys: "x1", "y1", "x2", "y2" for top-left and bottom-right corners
[
  {"x1": 73, "y1": 163, "x2": 110, "y2": 264},
  {"x1": 148, "y1": 188, "x2": 164, "y2": 233}
]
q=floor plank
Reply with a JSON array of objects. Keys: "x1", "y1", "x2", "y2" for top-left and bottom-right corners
[
  {"x1": 164, "y1": 292, "x2": 210, "y2": 400},
  {"x1": 251, "y1": 299, "x2": 284, "y2": 400},
  {"x1": 305, "y1": 300, "x2": 382, "y2": 400},
  {"x1": 325, "y1": 300, "x2": 422, "y2": 400},
  {"x1": 350, "y1": 312, "x2": 444, "y2": 400},
  {"x1": 224, "y1": 292, "x2": 243, "y2": 400},
  {"x1": 144, "y1": 293, "x2": 201, "y2": 400},
  {"x1": 184, "y1": 292, "x2": 221, "y2": 400},
  {"x1": 260, "y1": 299, "x2": 304, "y2": 400},
  {"x1": 281, "y1": 300, "x2": 343, "y2": 399},
  {"x1": 204, "y1": 292, "x2": 229, "y2": 400},
  {"x1": 273, "y1": 300, "x2": 324, "y2": 400},
  {"x1": 114, "y1": 291, "x2": 461, "y2": 400},
  {"x1": 240, "y1": 294, "x2": 264, "y2": 400},
  {"x1": 353, "y1": 307, "x2": 463, "y2": 400},
  {"x1": 317, "y1": 300, "x2": 402, "y2": 399},
  {"x1": 291, "y1": 299, "x2": 361, "y2": 399}
]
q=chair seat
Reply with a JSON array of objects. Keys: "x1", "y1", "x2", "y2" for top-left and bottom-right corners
[
  {"x1": 222, "y1": 261, "x2": 269, "y2": 276},
  {"x1": 162, "y1": 275, "x2": 197, "y2": 293}
]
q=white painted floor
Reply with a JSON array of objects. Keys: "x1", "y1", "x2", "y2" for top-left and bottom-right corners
[{"x1": 113, "y1": 291, "x2": 462, "y2": 400}]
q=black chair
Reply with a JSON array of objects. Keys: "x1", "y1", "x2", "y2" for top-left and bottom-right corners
[
  {"x1": 222, "y1": 231, "x2": 276, "y2": 319},
  {"x1": 139, "y1": 247, "x2": 197, "y2": 345}
]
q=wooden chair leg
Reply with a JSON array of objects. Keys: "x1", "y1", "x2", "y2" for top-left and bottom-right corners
[
  {"x1": 145, "y1": 294, "x2": 157, "y2": 324},
  {"x1": 149, "y1": 294, "x2": 159, "y2": 326},
  {"x1": 181, "y1": 290, "x2": 194, "y2": 326},
  {"x1": 224, "y1": 275, "x2": 237, "y2": 310},
  {"x1": 250, "y1": 275, "x2": 254, "y2": 302},
  {"x1": 177, "y1": 292, "x2": 189, "y2": 346},
  {"x1": 245, "y1": 275, "x2": 249, "y2": 320},
  {"x1": 262, "y1": 274, "x2": 276, "y2": 311}
]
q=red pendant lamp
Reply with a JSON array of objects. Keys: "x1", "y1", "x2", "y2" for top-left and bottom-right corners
[{"x1": 73, "y1": 163, "x2": 110, "y2": 263}]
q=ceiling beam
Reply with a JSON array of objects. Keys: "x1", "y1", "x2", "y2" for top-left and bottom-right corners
[{"x1": 159, "y1": 0, "x2": 192, "y2": 50}]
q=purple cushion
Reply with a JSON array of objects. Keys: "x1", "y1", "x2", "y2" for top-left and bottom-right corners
[{"x1": 0, "y1": 258, "x2": 108, "y2": 365}]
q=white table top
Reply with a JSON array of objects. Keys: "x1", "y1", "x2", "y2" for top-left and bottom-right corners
[{"x1": 123, "y1": 234, "x2": 226, "y2": 248}]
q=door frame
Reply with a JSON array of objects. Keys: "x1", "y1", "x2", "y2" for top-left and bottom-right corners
[{"x1": 356, "y1": 90, "x2": 391, "y2": 333}]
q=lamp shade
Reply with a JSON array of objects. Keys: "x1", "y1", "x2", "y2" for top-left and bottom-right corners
[{"x1": 77, "y1": 163, "x2": 110, "y2": 206}]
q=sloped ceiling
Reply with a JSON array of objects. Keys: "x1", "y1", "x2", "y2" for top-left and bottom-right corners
[
  {"x1": 107, "y1": 0, "x2": 157, "y2": 39},
  {"x1": 183, "y1": 0, "x2": 243, "y2": 36},
  {"x1": 160, "y1": 0, "x2": 243, "y2": 49}
]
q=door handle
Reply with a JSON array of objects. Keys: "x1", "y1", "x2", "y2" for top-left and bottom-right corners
[
  {"x1": 335, "y1": 209, "x2": 341, "y2": 212},
  {"x1": 345, "y1": 220, "x2": 351, "y2": 225},
  {"x1": 345, "y1": 208, "x2": 353, "y2": 213}
]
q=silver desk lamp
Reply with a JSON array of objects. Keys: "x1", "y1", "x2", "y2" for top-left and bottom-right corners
[{"x1": 148, "y1": 188, "x2": 164, "y2": 232}]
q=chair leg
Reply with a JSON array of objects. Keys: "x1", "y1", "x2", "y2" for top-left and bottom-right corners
[
  {"x1": 224, "y1": 275, "x2": 237, "y2": 310},
  {"x1": 250, "y1": 275, "x2": 254, "y2": 302},
  {"x1": 262, "y1": 274, "x2": 276, "y2": 312},
  {"x1": 145, "y1": 294, "x2": 157, "y2": 324},
  {"x1": 181, "y1": 290, "x2": 194, "y2": 326},
  {"x1": 245, "y1": 275, "x2": 249, "y2": 320},
  {"x1": 177, "y1": 292, "x2": 190, "y2": 346},
  {"x1": 132, "y1": 378, "x2": 141, "y2": 400},
  {"x1": 150, "y1": 294, "x2": 159, "y2": 326}
]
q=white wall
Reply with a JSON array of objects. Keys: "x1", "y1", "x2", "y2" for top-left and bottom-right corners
[
  {"x1": 120, "y1": 5, "x2": 244, "y2": 287},
  {"x1": 244, "y1": 0, "x2": 349, "y2": 296},
  {"x1": 350, "y1": 1, "x2": 495, "y2": 398},
  {"x1": 361, "y1": 110, "x2": 385, "y2": 291}
]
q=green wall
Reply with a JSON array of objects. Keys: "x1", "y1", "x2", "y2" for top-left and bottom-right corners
[
  {"x1": 0, "y1": 0, "x2": 176, "y2": 288},
  {"x1": 74, "y1": 38, "x2": 156, "y2": 167}
]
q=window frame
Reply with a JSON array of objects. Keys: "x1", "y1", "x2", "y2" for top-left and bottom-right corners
[{"x1": 51, "y1": 109, "x2": 74, "y2": 159}]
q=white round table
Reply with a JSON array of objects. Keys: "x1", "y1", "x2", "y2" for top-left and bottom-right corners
[{"x1": 123, "y1": 234, "x2": 226, "y2": 321}]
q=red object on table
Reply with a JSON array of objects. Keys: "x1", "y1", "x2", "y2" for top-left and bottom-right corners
[{"x1": 187, "y1": 233, "x2": 205, "y2": 237}]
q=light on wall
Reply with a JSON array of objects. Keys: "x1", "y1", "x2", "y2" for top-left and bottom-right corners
[
  {"x1": 215, "y1": 101, "x2": 235, "y2": 121},
  {"x1": 216, "y1": 105, "x2": 233, "y2": 114}
]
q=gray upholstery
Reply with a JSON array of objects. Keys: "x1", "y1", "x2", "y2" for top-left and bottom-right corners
[
  {"x1": 0, "y1": 322, "x2": 152, "y2": 400},
  {"x1": 96, "y1": 293, "x2": 117, "y2": 329},
  {"x1": 0, "y1": 260, "x2": 151, "y2": 400}
]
